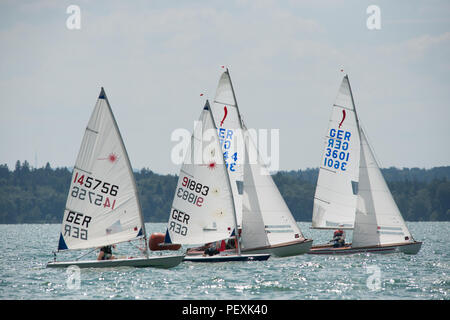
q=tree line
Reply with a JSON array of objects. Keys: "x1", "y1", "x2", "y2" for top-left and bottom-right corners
[{"x1": 0, "y1": 161, "x2": 448, "y2": 224}]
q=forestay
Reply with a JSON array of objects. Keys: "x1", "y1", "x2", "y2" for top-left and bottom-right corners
[
  {"x1": 165, "y1": 101, "x2": 236, "y2": 245},
  {"x1": 58, "y1": 88, "x2": 145, "y2": 251},
  {"x1": 210, "y1": 71, "x2": 244, "y2": 228},
  {"x1": 352, "y1": 128, "x2": 413, "y2": 247},
  {"x1": 241, "y1": 131, "x2": 305, "y2": 249},
  {"x1": 312, "y1": 75, "x2": 361, "y2": 229}
]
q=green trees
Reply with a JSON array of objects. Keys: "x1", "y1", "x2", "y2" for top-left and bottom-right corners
[{"x1": 0, "y1": 162, "x2": 448, "y2": 223}]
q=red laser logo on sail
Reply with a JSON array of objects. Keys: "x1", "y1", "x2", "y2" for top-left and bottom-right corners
[
  {"x1": 339, "y1": 110, "x2": 346, "y2": 128},
  {"x1": 98, "y1": 153, "x2": 118, "y2": 163},
  {"x1": 220, "y1": 106, "x2": 228, "y2": 127},
  {"x1": 208, "y1": 161, "x2": 216, "y2": 170},
  {"x1": 108, "y1": 153, "x2": 118, "y2": 163}
]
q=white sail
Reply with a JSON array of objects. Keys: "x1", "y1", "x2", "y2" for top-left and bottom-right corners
[
  {"x1": 210, "y1": 71, "x2": 244, "y2": 228},
  {"x1": 165, "y1": 101, "x2": 236, "y2": 245},
  {"x1": 58, "y1": 88, "x2": 145, "y2": 251},
  {"x1": 352, "y1": 128, "x2": 413, "y2": 247},
  {"x1": 241, "y1": 131, "x2": 305, "y2": 250},
  {"x1": 312, "y1": 75, "x2": 361, "y2": 229}
]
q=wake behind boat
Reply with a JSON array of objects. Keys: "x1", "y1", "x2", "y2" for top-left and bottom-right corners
[
  {"x1": 47, "y1": 88, "x2": 184, "y2": 269},
  {"x1": 309, "y1": 75, "x2": 422, "y2": 255}
]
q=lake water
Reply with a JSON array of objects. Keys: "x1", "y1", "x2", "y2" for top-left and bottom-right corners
[{"x1": 0, "y1": 222, "x2": 448, "y2": 300}]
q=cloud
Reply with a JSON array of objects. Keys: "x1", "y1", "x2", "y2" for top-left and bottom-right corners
[
  {"x1": 0, "y1": 1, "x2": 449, "y2": 172},
  {"x1": 378, "y1": 32, "x2": 450, "y2": 61}
]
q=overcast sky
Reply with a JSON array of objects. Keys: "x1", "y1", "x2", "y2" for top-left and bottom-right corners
[{"x1": 1, "y1": 0, "x2": 449, "y2": 174}]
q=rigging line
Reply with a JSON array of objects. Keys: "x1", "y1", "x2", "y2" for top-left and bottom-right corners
[
  {"x1": 75, "y1": 247, "x2": 98, "y2": 261},
  {"x1": 358, "y1": 119, "x2": 384, "y2": 169}
]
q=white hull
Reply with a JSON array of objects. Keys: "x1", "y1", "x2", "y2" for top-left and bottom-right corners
[
  {"x1": 183, "y1": 253, "x2": 270, "y2": 263},
  {"x1": 308, "y1": 241, "x2": 422, "y2": 255},
  {"x1": 242, "y1": 239, "x2": 313, "y2": 257},
  {"x1": 46, "y1": 254, "x2": 185, "y2": 269}
]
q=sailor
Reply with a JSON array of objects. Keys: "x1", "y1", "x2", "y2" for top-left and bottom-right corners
[
  {"x1": 332, "y1": 229, "x2": 345, "y2": 248},
  {"x1": 203, "y1": 242, "x2": 220, "y2": 256},
  {"x1": 226, "y1": 238, "x2": 236, "y2": 250},
  {"x1": 97, "y1": 244, "x2": 116, "y2": 260}
]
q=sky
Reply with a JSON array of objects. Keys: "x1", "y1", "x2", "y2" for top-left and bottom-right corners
[{"x1": 0, "y1": 0, "x2": 449, "y2": 174}]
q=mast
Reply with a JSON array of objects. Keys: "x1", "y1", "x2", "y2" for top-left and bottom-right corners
[
  {"x1": 346, "y1": 75, "x2": 363, "y2": 142},
  {"x1": 101, "y1": 88, "x2": 149, "y2": 257},
  {"x1": 225, "y1": 68, "x2": 245, "y2": 129},
  {"x1": 208, "y1": 101, "x2": 241, "y2": 255}
]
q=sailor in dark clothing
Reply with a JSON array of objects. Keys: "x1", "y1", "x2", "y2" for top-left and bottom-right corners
[
  {"x1": 332, "y1": 229, "x2": 346, "y2": 248},
  {"x1": 97, "y1": 244, "x2": 116, "y2": 260},
  {"x1": 203, "y1": 242, "x2": 220, "y2": 256}
]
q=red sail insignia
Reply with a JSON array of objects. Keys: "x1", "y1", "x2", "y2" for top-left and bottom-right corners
[
  {"x1": 339, "y1": 109, "x2": 346, "y2": 128},
  {"x1": 220, "y1": 106, "x2": 228, "y2": 127}
]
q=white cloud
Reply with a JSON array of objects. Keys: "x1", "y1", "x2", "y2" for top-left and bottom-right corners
[{"x1": 0, "y1": 1, "x2": 449, "y2": 172}]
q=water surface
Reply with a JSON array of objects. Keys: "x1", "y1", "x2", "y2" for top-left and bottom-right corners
[{"x1": 0, "y1": 222, "x2": 448, "y2": 300}]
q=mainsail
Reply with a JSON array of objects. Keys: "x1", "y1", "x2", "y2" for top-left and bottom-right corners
[
  {"x1": 352, "y1": 127, "x2": 413, "y2": 247},
  {"x1": 165, "y1": 101, "x2": 237, "y2": 245},
  {"x1": 210, "y1": 70, "x2": 245, "y2": 228},
  {"x1": 312, "y1": 75, "x2": 361, "y2": 229},
  {"x1": 58, "y1": 88, "x2": 145, "y2": 251},
  {"x1": 209, "y1": 69, "x2": 306, "y2": 251}
]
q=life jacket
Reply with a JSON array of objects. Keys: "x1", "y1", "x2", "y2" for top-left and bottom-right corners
[{"x1": 334, "y1": 230, "x2": 343, "y2": 237}]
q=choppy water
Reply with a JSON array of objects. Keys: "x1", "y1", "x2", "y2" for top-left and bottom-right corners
[{"x1": 0, "y1": 222, "x2": 448, "y2": 300}]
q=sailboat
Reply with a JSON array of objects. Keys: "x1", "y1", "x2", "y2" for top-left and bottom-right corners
[
  {"x1": 186, "y1": 69, "x2": 312, "y2": 258},
  {"x1": 163, "y1": 100, "x2": 270, "y2": 262},
  {"x1": 309, "y1": 75, "x2": 422, "y2": 255},
  {"x1": 47, "y1": 88, "x2": 185, "y2": 268}
]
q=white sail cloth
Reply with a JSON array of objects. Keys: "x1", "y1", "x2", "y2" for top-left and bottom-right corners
[
  {"x1": 312, "y1": 76, "x2": 360, "y2": 229},
  {"x1": 58, "y1": 88, "x2": 144, "y2": 251},
  {"x1": 210, "y1": 71, "x2": 244, "y2": 228},
  {"x1": 165, "y1": 101, "x2": 236, "y2": 245},
  {"x1": 241, "y1": 131, "x2": 305, "y2": 250},
  {"x1": 352, "y1": 128, "x2": 413, "y2": 247}
]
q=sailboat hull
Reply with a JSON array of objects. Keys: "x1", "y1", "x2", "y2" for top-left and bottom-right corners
[
  {"x1": 183, "y1": 253, "x2": 270, "y2": 263},
  {"x1": 242, "y1": 239, "x2": 314, "y2": 257},
  {"x1": 46, "y1": 254, "x2": 185, "y2": 269},
  {"x1": 308, "y1": 241, "x2": 422, "y2": 255}
]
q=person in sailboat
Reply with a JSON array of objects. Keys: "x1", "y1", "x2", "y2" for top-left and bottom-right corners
[
  {"x1": 226, "y1": 238, "x2": 236, "y2": 250},
  {"x1": 97, "y1": 244, "x2": 116, "y2": 260},
  {"x1": 203, "y1": 242, "x2": 221, "y2": 257},
  {"x1": 186, "y1": 242, "x2": 213, "y2": 254},
  {"x1": 332, "y1": 229, "x2": 345, "y2": 248}
]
